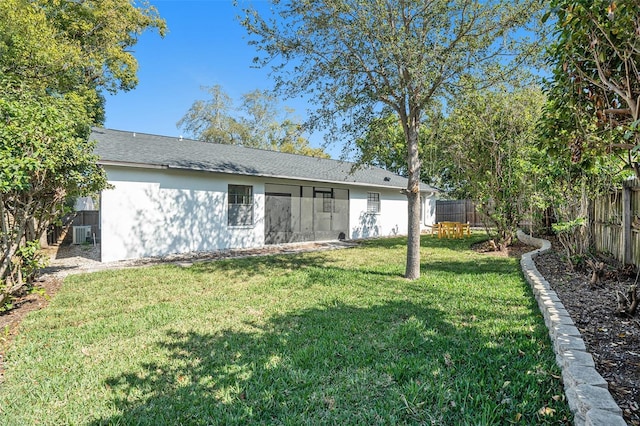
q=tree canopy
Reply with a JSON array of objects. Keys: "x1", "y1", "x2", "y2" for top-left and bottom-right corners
[
  {"x1": 0, "y1": 0, "x2": 165, "y2": 307},
  {"x1": 444, "y1": 85, "x2": 546, "y2": 249},
  {"x1": 1, "y1": 0, "x2": 164, "y2": 89},
  {"x1": 354, "y1": 110, "x2": 445, "y2": 187},
  {"x1": 178, "y1": 85, "x2": 329, "y2": 158},
  {"x1": 543, "y1": 0, "x2": 640, "y2": 177},
  {"x1": 238, "y1": 0, "x2": 544, "y2": 278}
]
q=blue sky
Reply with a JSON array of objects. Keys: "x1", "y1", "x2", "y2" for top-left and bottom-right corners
[{"x1": 104, "y1": 0, "x2": 341, "y2": 157}]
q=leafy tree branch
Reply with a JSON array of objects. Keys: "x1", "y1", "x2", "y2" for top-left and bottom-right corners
[
  {"x1": 178, "y1": 85, "x2": 329, "y2": 158},
  {"x1": 237, "y1": 0, "x2": 543, "y2": 279},
  {"x1": 0, "y1": 0, "x2": 164, "y2": 309}
]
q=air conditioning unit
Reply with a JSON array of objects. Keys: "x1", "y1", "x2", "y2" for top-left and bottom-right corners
[{"x1": 72, "y1": 225, "x2": 92, "y2": 245}]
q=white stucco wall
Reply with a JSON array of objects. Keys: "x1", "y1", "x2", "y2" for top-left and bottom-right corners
[
  {"x1": 349, "y1": 189, "x2": 437, "y2": 239},
  {"x1": 350, "y1": 188, "x2": 404, "y2": 239},
  {"x1": 100, "y1": 165, "x2": 438, "y2": 262},
  {"x1": 422, "y1": 194, "x2": 437, "y2": 227},
  {"x1": 101, "y1": 166, "x2": 264, "y2": 262}
]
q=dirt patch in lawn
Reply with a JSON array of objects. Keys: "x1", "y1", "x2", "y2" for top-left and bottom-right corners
[{"x1": 471, "y1": 239, "x2": 536, "y2": 258}]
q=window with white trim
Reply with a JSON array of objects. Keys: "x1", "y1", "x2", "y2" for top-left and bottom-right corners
[
  {"x1": 228, "y1": 185, "x2": 254, "y2": 226},
  {"x1": 367, "y1": 192, "x2": 380, "y2": 213}
]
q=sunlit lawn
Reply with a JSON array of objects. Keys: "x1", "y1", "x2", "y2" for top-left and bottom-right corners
[{"x1": 0, "y1": 235, "x2": 571, "y2": 425}]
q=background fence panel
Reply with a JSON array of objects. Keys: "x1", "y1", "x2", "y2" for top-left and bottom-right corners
[
  {"x1": 591, "y1": 179, "x2": 640, "y2": 266},
  {"x1": 435, "y1": 200, "x2": 483, "y2": 226}
]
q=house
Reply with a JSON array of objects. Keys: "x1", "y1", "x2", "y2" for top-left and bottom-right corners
[{"x1": 92, "y1": 128, "x2": 438, "y2": 262}]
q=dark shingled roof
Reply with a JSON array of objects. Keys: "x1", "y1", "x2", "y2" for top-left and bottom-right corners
[{"x1": 91, "y1": 128, "x2": 436, "y2": 192}]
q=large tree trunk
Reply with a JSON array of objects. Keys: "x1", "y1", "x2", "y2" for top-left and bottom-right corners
[
  {"x1": 405, "y1": 123, "x2": 422, "y2": 280},
  {"x1": 406, "y1": 190, "x2": 421, "y2": 279}
]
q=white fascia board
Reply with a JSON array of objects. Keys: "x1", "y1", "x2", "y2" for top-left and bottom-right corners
[{"x1": 98, "y1": 160, "x2": 168, "y2": 170}]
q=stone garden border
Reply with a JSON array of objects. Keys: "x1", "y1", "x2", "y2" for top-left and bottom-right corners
[{"x1": 517, "y1": 230, "x2": 626, "y2": 426}]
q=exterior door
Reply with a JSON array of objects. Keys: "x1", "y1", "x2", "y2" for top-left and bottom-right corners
[
  {"x1": 314, "y1": 190, "x2": 333, "y2": 232},
  {"x1": 265, "y1": 193, "x2": 292, "y2": 244},
  {"x1": 313, "y1": 187, "x2": 349, "y2": 240}
]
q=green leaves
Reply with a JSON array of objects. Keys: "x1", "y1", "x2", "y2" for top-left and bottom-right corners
[
  {"x1": 354, "y1": 108, "x2": 444, "y2": 184},
  {"x1": 239, "y1": 0, "x2": 545, "y2": 274},
  {"x1": 239, "y1": 0, "x2": 544, "y2": 141},
  {"x1": 0, "y1": 79, "x2": 106, "y2": 199},
  {"x1": 543, "y1": 0, "x2": 640, "y2": 176},
  {"x1": 178, "y1": 86, "x2": 329, "y2": 157},
  {"x1": 0, "y1": 0, "x2": 164, "y2": 302},
  {"x1": 0, "y1": 0, "x2": 165, "y2": 95},
  {"x1": 0, "y1": 79, "x2": 107, "y2": 302},
  {"x1": 441, "y1": 85, "x2": 546, "y2": 247}
]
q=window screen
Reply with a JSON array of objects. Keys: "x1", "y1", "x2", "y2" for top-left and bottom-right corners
[
  {"x1": 367, "y1": 192, "x2": 380, "y2": 213},
  {"x1": 228, "y1": 185, "x2": 254, "y2": 226}
]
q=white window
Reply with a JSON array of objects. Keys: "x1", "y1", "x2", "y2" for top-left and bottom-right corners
[
  {"x1": 367, "y1": 192, "x2": 380, "y2": 213},
  {"x1": 228, "y1": 185, "x2": 253, "y2": 226}
]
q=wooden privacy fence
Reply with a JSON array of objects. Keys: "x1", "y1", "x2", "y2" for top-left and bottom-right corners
[
  {"x1": 435, "y1": 200, "x2": 483, "y2": 227},
  {"x1": 592, "y1": 178, "x2": 640, "y2": 266}
]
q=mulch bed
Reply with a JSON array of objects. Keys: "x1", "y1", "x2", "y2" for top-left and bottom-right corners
[{"x1": 534, "y1": 244, "x2": 640, "y2": 425}]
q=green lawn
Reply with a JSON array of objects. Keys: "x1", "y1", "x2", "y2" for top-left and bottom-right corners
[{"x1": 0, "y1": 235, "x2": 571, "y2": 425}]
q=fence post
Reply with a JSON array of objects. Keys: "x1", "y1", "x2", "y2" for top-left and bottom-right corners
[{"x1": 623, "y1": 184, "x2": 632, "y2": 264}]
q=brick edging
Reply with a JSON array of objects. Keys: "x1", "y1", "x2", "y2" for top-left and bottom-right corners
[{"x1": 516, "y1": 230, "x2": 627, "y2": 426}]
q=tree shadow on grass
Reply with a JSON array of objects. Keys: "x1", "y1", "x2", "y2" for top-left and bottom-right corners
[
  {"x1": 423, "y1": 257, "x2": 519, "y2": 276},
  {"x1": 91, "y1": 298, "x2": 569, "y2": 425},
  {"x1": 183, "y1": 234, "x2": 502, "y2": 282},
  {"x1": 185, "y1": 252, "x2": 335, "y2": 279}
]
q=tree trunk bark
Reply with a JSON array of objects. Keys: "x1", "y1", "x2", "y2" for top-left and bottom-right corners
[
  {"x1": 405, "y1": 190, "x2": 421, "y2": 279},
  {"x1": 405, "y1": 123, "x2": 422, "y2": 280}
]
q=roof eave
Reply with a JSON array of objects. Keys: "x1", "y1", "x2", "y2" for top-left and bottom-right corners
[
  {"x1": 164, "y1": 164, "x2": 410, "y2": 191},
  {"x1": 98, "y1": 160, "x2": 168, "y2": 170},
  {"x1": 98, "y1": 160, "x2": 420, "y2": 191}
]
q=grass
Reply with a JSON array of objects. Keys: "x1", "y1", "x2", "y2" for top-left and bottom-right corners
[{"x1": 0, "y1": 235, "x2": 571, "y2": 425}]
